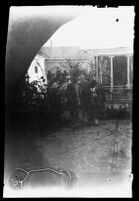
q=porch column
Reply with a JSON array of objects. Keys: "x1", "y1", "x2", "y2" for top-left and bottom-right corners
[
  {"x1": 126, "y1": 55, "x2": 130, "y2": 88},
  {"x1": 44, "y1": 59, "x2": 48, "y2": 84},
  {"x1": 110, "y1": 56, "x2": 114, "y2": 92},
  {"x1": 100, "y1": 57, "x2": 103, "y2": 83},
  {"x1": 130, "y1": 56, "x2": 133, "y2": 84},
  {"x1": 95, "y1": 56, "x2": 99, "y2": 82}
]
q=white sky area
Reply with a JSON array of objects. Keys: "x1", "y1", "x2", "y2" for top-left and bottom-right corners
[{"x1": 44, "y1": 6, "x2": 135, "y2": 49}]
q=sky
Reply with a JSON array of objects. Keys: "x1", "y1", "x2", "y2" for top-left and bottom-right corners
[{"x1": 44, "y1": 6, "x2": 135, "y2": 49}]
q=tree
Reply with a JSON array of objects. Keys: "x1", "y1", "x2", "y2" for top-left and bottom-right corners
[{"x1": 16, "y1": 74, "x2": 47, "y2": 110}]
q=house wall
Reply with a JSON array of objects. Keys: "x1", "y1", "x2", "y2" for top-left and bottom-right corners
[{"x1": 28, "y1": 55, "x2": 47, "y2": 84}]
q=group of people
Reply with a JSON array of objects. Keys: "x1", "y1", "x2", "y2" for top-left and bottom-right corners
[{"x1": 65, "y1": 76, "x2": 106, "y2": 126}]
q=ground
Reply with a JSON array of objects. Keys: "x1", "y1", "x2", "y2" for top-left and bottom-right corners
[{"x1": 4, "y1": 118, "x2": 132, "y2": 197}]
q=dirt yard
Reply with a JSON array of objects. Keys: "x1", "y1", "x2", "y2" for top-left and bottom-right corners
[
  {"x1": 4, "y1": 119, "x2": 132, "y2": 197},
  {"x1": 36, "y1": 120, "x2": 132, "y2": 185}
]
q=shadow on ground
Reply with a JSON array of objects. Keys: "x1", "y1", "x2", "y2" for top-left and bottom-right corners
[{"x1": 4, "y1": 110, "x2": 132, "y2": 195}]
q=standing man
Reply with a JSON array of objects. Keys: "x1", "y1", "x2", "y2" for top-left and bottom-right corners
[
  {"x1": 94, "y1": 83, "x2": 106, "y2": 121},
  {"x1": 80, "y1": 79, "x2": 97, "y2": 124},
  {"x1": 65, "y1": 76, "x2": 81, "y2": 126}
]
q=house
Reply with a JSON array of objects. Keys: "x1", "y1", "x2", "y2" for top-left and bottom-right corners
[
  {"x1": 27, "y1": 54, "x2": 47, "y2": 90},
  {"x1": 39, "y1": 46, "x2": 133, "y2": 90},
  {"x1": 90, "y1": 46, "x2": 133, "y2": 111},
  {"x1": 38, "y1": 45, "x2": 133, "y2": 111},
  {"x1": 91, "y1": 47, "x2": 133, "y2": 90},
  {"x1": 38, "y1": 46, "x2": 93, "y2": 74}
]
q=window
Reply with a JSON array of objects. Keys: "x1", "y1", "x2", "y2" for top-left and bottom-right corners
[
  {"x1": 113, "y1": 56, "x2": 127, "y2": 86},
  {"x1": 35, "y1": 66, "x2": 38, "y2": 73}
]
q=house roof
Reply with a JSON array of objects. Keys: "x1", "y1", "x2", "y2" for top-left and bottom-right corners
[
  {"x1": 91, "y1": 47, "x2": 133, "y2": 56},
  {"x1": 38, "y1": 46, "x2": 133, "y2": 60},
  {"x1": 38, "y1": 46, "x2": 91, "y2": 59}
]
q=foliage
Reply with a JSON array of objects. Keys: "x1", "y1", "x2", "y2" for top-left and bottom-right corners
[
  {"x1": 98, "y1": 56, "x2": 111, "y2": 86},
  {"x1": 17, "y1": 60, "x2": 97, "y2": 112},
  {"x1": 17, "y1": 58, "x2": 99, "y2": 111},
  {"x1": 60, "y1": 59, "x2": 96, "y2": 85},
  {"x1": 16, "y1": 57, "x2": 130, "y2": 120},
  {"x1": 16, "y1": 75, "x2": 46, "y2": 110}
]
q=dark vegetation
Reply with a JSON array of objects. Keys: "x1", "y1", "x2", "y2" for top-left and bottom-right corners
[{"x1": 6, "y1": 59, "x2": 131, "y2": 132}]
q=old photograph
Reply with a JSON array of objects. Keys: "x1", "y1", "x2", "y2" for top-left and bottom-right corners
[{"x1": 4, "y1": 6, "x2": 134, "y2": 197}]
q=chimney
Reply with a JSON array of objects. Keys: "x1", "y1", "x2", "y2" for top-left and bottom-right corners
[
  {"x1": 50, "y1": 39, "x2": 53, "y2": 56},
  {"x1": 50, "y1": 39, "x2": 53, "y2": 48}
]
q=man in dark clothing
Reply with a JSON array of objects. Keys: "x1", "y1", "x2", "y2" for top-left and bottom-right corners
[
  {"x1": 80, "y1": 79, "x2": 97, "y2": 123},
  {"x1": 65, "y1": 77, "x2": 81, "y2": 124},
  {"x1": 45, "y1": 86, "x2": 62, "y2": 123},
  {"x1": 94, "y1": 83, "x2": 106, "y2": 120}
]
